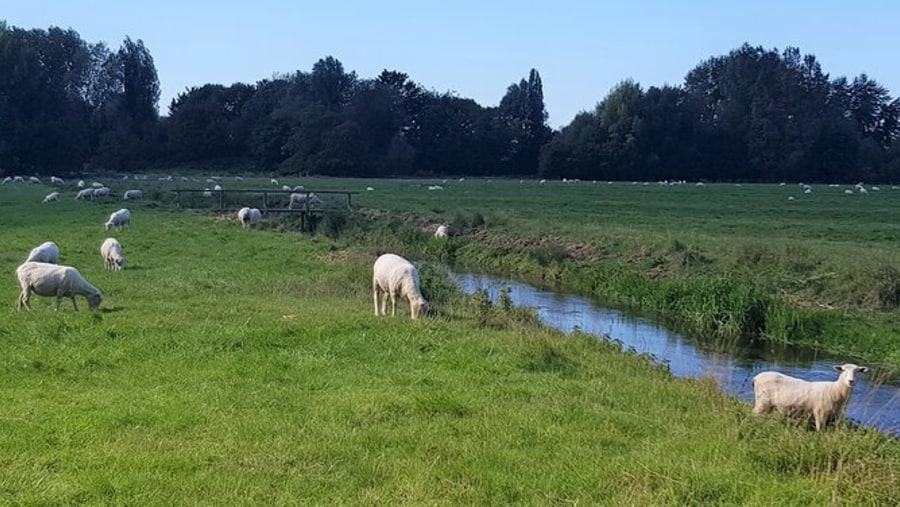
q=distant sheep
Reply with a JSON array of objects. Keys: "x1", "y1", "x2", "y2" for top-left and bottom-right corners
[
  {"x1": 29, "y1": 176, "x2": 41, "y2": 184},
  {"x1": 13, "y1": 176, "x2": 24, "y2": 183},
  {"x1": 372, "y1": 253, "x2": 428, "y2": 319},
  {"x1": 75, "y1": 188, "x2": 94, "y2": 200},
  {"x1": 213, "y1": 184, "x2": 223, "y2": 191},
  {"x1": 50, "y1": 176, "x2": 64, "y2": 185},
  {"x1": 289, "y1": 192, "x2": 323, "y2": 209},
  {"x1": 202, "y1": 188, "x2": 212, "y2": 198},
  {"x1": 270, "y1": 178, "x2": 279, "y2": 185},
  {"x1": 752, "y1": 364, "x2": 868, "y2": 431},
  {"x1": 2, "y1": 176, "x2": 11, "y2": 184},
  {"x1": 91, "y1": 182, "x2": 104, "y2": 189},
  {"x1": 123, "y1": 189, "x2": 143, "y2": 200},
  {"x1": 105, "y1": 208, "x2": 131, "y2": 230},
  {"x1": 25, "y1": 241, "x2": 60, "y2": 264},
  {"x1": 77, "y1": 179, "x2": 85, "y2": 187},
  {"x1": 92, "y1": 187, "x2": 110, "y2": 198},
  {"x1": 42, "y1": 192, "x2": 60, "y2": 203},
  {"x1": 100, "y1": 237, "x2": 126, "y2": 271},
  {"x1": 435, "y1": 225, "x2": 449, "y2": 238},
  {"x1": 237, "y1": 207, "x2": 262, "y2": 228},
  {"x1": 15, "y1": 261, "x2": 102, "y2": 311}
]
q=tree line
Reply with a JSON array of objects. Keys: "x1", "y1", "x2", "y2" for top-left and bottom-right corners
[{"x1": 1, "y1": 22, "x2": 898, "y2": 182}]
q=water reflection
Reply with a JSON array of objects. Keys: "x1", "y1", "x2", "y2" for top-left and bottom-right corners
[{"x1": 453, "y1": 272, "x2": 900, "y2": 435}]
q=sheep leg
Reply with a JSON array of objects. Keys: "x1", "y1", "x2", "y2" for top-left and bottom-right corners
[
  {"x1": 373, "y1": 285, "x2": 381, "y2": 316},
  {"x1": 17, "y1": 289, "x2": 31, "y2": 310},
  {"x1": 70, "y1": 296, "x2": 78, "y2": 312},
  {"x1": 390, "y1": 292, "x2": 396, "y2": 316}
]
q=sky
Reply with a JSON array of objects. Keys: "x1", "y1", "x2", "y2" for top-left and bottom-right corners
[{"x1": 4, "y1": 1, "x2": 899, "y2": 128}]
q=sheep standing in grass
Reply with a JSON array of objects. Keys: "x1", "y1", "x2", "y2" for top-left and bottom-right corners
[
  {"x1": 123, "y1": 189, "x2": 143, "y2": 200},
  {"x1": 25, "y1": 241, "x2": 60, "y2": 263},
  {"x1": 50, "y1": 176, "x2": 64, "y2": 185},
  {"x1": 15, "y1": 261, "x2": 103, "y2": 311},
  {"x1": 105, "y1": 208, "x2": 131, "y2": 230},
  {"x1": 75, "y1": 188, "x2": 93, "y2": 200},
  {"x1": 237, "y1": 207, "x2": 262, "y2": 228},
  {"x1": 92, "y1": 187, "x2": 110, "y2": 199},
  {"x1": 752, "y1": 364, "x2": 868, "y2": 431},
  {"x1": 100, "y1": 237, "x2": 126, "y2": 271},
  {"x1": 42, "y1": 192, "x2": 60, "y2": 203},
  {"x1": 435, "y1": 225, "x2": 449, "y2": 238},
  {"x1": 373, "y1": 253, "x2": 428, "y2": 319}
]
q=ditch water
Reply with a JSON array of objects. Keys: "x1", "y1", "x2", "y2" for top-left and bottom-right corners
[{"x1": 452, "y1": 272, "x2": 900, "y2": 435}]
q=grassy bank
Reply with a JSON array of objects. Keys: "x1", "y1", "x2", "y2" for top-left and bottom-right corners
[{"x1": 2, "y1": 183, "x2": 899, "y2": 504}]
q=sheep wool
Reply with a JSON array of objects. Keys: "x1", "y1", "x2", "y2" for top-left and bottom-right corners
[
  {"x1": 105, "y1": 208, "x2": 131, "y2": 230},
  {"x1": 25, "y1": 241, "x2": 60, "y2": 264},
  {"x1": 100, "y1": 238, "x2": 126, "y2": 271},
  {"x1": 752, "y1": 363, "x2": 868, "y2": 431},
  {"x1": 16, "y1": 261, "x2": 103, "y2": 311},
  {"x1": 372, "y1": 253, "x2": 428, "y2": 320}
]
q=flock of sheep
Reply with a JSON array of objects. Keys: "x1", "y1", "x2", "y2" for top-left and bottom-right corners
[
  {"x1": 15, "y1": 206, "x2": 129, "y2": 311},
  {"x1": 9, "y1": 175, "x2": 870, "y2": 432}
]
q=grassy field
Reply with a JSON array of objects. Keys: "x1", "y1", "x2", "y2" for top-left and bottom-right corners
[{"x1": 1, "y1": 181, "x2": 900, "y2": 504}]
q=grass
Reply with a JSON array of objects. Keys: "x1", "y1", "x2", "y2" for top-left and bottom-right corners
[{"x1": 2, "y1": 180, "x2": 900, "y2": 504}]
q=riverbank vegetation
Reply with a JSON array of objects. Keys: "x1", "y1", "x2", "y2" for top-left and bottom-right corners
[{"x1": 2, "y1": 184, "x2": 900, "y2": 504}]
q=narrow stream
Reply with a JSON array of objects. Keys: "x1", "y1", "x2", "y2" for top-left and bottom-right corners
[{"x1": 452, "y1": 272, "x2": 900, "y2": 435}]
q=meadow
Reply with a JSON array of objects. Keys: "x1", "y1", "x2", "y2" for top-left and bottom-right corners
[{"x1": 2, "y1": 179, "x2": 900, "y2": 504}]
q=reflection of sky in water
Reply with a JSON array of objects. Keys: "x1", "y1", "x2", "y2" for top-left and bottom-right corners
[{"x1": 453, "y1": 272, "x2": 900, "y2": 435}]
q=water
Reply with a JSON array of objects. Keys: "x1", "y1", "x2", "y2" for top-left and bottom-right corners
[{"x1": 453, "y1": 272, "x2": 900, "y2": 435}]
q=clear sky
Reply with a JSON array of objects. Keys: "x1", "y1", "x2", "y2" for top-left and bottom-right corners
[{"x1": 4, "y1": 1, "x2": 898, "y2": 128}]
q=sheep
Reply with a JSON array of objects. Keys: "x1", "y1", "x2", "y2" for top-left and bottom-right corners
[
  {"x1": 13, "y1": 176, "x2": 24, "y2": 182},
  {"x1": 2, "y1": 176, "x2": 11, "y2": 184},
  {"x1": 366, "y1": 186, "x2": 374, "y2": 191},
  {"x1": 372, "y1": 253, "x2": 428, "y2": 320},
  {"x1": 282, "y1": 185, "x2": 292, "y2": 191},
  {"x1": 435, "y1": 225, "x2": 449, "y2": 238},
  {"x1": 289, "y1": 192, "x2": 323, "y2": 210},
  {"x1": 752, "y1": 364, "x2": 868, "y2": 431},
  {"x1": 270, "y1": 178, "x2": 279, "y2": 185},
  {"x1": 91, "y1": 181, "x2": 104, "y2": 188},
  {"x1": 92, "y1": 187, "x2": 110, "y2": 199},
  {"x1": 50, "y1": 176, "x2": 64, "y2": 185},
  {"x1": 77, "y1": 179, "x2": 85, "y2": 187},
  {"x1": 123, "y1": 189, "x2": 143, "y2": 200},
  {"x1": 104, "y1": 208, "x2": 131, "y2": 230},
  {"x1": 25, "y1": 241, "x2": 60, "y2": 264},
  {"x1": 213, "y1": 184, "x2": 223, "y2": 191},
  {"x1": 42, "y1": 192, "x2": 60, "y2": 203},
  {"x1": 29, "y1": 176, "x2": 42, "y2": 184},
  {"x1": 202, "y1": 188, "x2": 212, "y2": 198},
  {"x1": 236, "y1": 206, "x2": 261, "y2": 228},
  {"x1": 100, "y1": 237, "x2": 126, "y2": 271},
  {"x1": 15, "y1": 261, "x2": 102, "y2": 311},
  {"x1": 75, "y1": 188, "x2": 94, "y2": 200}
]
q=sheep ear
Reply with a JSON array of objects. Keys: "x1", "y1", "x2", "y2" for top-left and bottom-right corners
[
  {"x1": 859, "y1": 366, "x2": 869, "y2": 373},
  {"x1": 833, "y1": 365, "x2": 843, "y2": 372}
]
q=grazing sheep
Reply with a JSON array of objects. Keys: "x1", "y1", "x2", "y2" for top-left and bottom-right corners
[
  {"x1": 92, "y1": 187, "x2": 110, "y2": 199},
  {"x1": 752, "y1": 364, "x2": 868, "y2": 431},
  {"x1": 42, "y1": 192, "x2": 60, "y2": 203},
  {"x1": 435, "y1": 225, "x2": 449, "y2": 238},
  {"x1": 237, "y1": 207, "x2": 261, "y2": 228},
  {"x1": 428, "y1": 185, "x2": 443, "y2": 191},
  {"x1": 15, "y1": 261, "x2": 102, "y2": 311},
  {"x1": 282, "y1": 185, "x2": 292, "y2": 191},
  {"x1": 270, "y1": 178, "x2": 279, "y2": 185},
  {"x1": 50, "y1": 176, "x2": 64, "y2": 185},
  {"x1": 25, "y1": 241, "x2": 60, "y2": 264},
  {"x1": 29, "y1": 176, "x2": 42, "y2": 184},
  {"x1": 13, "y1": 176, "x2": 25, "y2": 183},
  {"x1": 366, "y1": 186, "x2": 374, "y2": 191},
  {"x1": 123, "y1": 189, "x2": 143, "y2": 200},
  {"x1": 372, "y1": 253, "x2": 428, "y2": 320},
  {"x1": 100, "y1": 237, "x2": 126, "y2": 271},
  {"x1": 2, "y1": 176, "x2": 11, "y2": 184},
  {"x1": 91, "y1": 182, "x2": 104, "y2": 188},
  {"x1": 213, "y1": 184, "x2": 223, "y2": 191},
  {"x1": 289, "y1": 192, "x2": 323, "y2": 209},
  {"x1": 293, "y1": 185, "x2": 305, "y2": 191},
  {"x1": 75, "y1": 188, "x2": 94, "y2": 200},
  {"x1": 77, "y1": 179, "x2": 85, "y2": 187},
  {"x1": 104, "y1": 208, "x2": 131, "y2": 230}
]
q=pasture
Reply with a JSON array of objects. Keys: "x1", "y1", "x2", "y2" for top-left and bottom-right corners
[{"x1": 1, "y1": 179, "x2": 900, "y2": 504}]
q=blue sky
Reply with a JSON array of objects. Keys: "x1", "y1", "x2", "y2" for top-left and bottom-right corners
[{"x1": 4, "y1": 1, "x2": 898, "y2": 128}]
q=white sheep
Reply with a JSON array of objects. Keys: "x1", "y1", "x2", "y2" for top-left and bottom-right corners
[
  {"x1": 15, "y1": 261, "x2": 103, "y2": 311},
  {"x1": 105, "y1": 208, "x2": 131, "y2": 230},
  {"x1": 50, "y1": 176, "x2": 64, "y2": 185},
  {"x1": 91, "y1": 181, "x2": 104, "y2": 188},
  {"x1": 372, "y1": 253, "x2": 428, "y2": 320},
  {"x1": 29, "y1": 176, "x2": 42, "y2": 184},
  {"x1": 77, "y1": 179, "x2": 85, "y2": 187},
  {"x1": 752, "y1": 364, "x2": 868, "y2": 431},
  {"x1": 2, "y1": 176, "x2": 11, "y2": 184},
  {"x1": 123, "y1": 189, "x2": 143, "y2": 200},
  {"x1": 100, "y1": 237, "x2": 126, "y2": 271},
  {"x1": 13, "y1": 176, "x2": 25, "y2": 182},
  {"x1": 282, "y1": 185, "x2": 292, "y2": 191},
  {"x1": 270, "y1": 178, "x2": 279, "y2": 185},
  {"x1": 289, "y1": 192, "x2": 323, "y2": 209},
  {"x1": 435, "y1": 225, "x2": 449, "y2": 238},
  {"x1": 92, "y1": 187, "x2": 110, "y2": 199},
  {"x1": 213, "y1": 184, "x2": 223, "y2": 191},
  {"x1": 202, "y1": 188, "x2": 212, "y2": 198},
  {"x1": 75, "y1": 188, "x2": 94, "y2": 200},
  {"x1": 236, "y1": 207, "x2": 262, "y2": 228},
  {"x1": 25, "y1": 241, "x2": 60, "y2": 263},
  {"x1": 42, "y1": 192, "x2": 60, "y2": 203}
]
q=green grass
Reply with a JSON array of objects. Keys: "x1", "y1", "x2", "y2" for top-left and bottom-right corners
[{"x1": 2, "y1": 181, "x2": 900, "y2": 504}]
